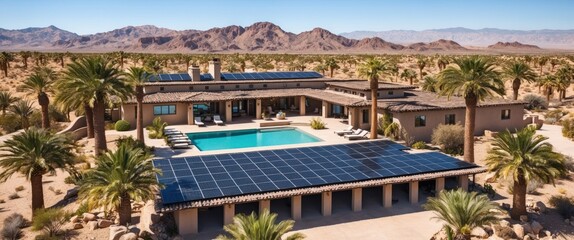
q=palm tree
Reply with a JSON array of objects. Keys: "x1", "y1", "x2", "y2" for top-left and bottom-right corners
[
  {"x1": 0, "y1": 91, "x2": 18, "y2": 115},
  {"x1": 416, "y1": 57, "x2": 428, "y2": 81},
  {"x1": 324, "y1": 58, "x2": 340, "y2": 78},
  {"x1": 10, "y1": 100, "x2": 35, "y2": 129},
  {"x1": 437, "y1": 57, "x2": 505, "y2": 163},
  {"x1": 537, "y1": 57, "x2": 548, "y2": 76},
  {"x1": 539, "y1": 75, "x2": 557, "y2": 102},
  {"x1": 358, "y1": 58, "x2": 391, "y2": 140},
  {"x1": 437, "y1": 57, "x2": 449, "y2": 71},
  {"x1": 555, "y1": 65, "x2": 573, "y2": 101},
  {"x1": 79, "y1": 144, "x2": 162, "y2": 225},
  {"x1": 20, "y1": 51, "x2": 32, "y2": 69},
  {"x1": 424, "y1": 189, "x2": 500, "y2": 240},
  {"x1": 216, "y1": 209, "x2": 305, "y2": 240},
  {"x1": 0, "y1": 52, "x2": 14, "y2": 77},
  {"x1": 0, "y1": 128, "x2": 75, "y2": 217},
  {"x1": 485, "y1": 128, "x2": 566, "y2": 219},
  {"x1": 18, "y1": 67, "x2": 57, "y2": 128},
  {"x1": 126, "y1": 67, "x2": 150, "y2": 144},
  {"x1": 400, "y1": 69, "x2": 417, "y2": 85},
  {"x1": 421, "y1": 75, "x2": 438, "y2": 92},
  {"x1": 313, "y1": 63, "x2": 327, "y2": 76},
  {"x1": 57, "y1": 57, "x2": 131, "y2": 154},
  {"x1": 503, "y1": 61, "x2": 537, "y2": 100}
]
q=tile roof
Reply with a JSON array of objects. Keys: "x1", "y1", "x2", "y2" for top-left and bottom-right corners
[{"x1": 326, "y1": 81, "x2": 418, "y2": 91}]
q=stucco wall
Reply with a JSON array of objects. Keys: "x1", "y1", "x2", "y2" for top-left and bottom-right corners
[
  {"x1": 122, "y1": 102, "x2": 189, "y2": 127},
  {"x1": 144, "y1": 81, "x2": 326, "y2": 94}
]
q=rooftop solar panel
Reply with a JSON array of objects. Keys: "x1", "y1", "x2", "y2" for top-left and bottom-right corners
[
  {"x1": 180, "y1": 74, "x2": 192, "y2": 81},
  {"x1": 154, "y1": 140, "x2": 477, "y2": 205}
]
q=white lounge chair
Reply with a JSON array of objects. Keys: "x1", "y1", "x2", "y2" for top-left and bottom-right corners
[
  {"x1": 195, "y1": 117, "x2": 205, "y2": 126},
  {"x1": 167, "y1": 135, "x2": 189, "y2": 141},
  {"x1": 344, "y1": 131, "x2": 369, "y2": 140},
  {"x1": 164, "y1": 131, "x2": 183, "y2": 136},
  {"x1": 334, "y1": 125, "x2": 354, "y2": 136},
  {"x1": 213, "y1": 115, "x2": 224, "y2": 125},
  {"x1": 170, "y1": 139, "x2": 192, "y2": 144},
  {"x1": 171, "y1": 143, "x2": 191, "y2": 149}
]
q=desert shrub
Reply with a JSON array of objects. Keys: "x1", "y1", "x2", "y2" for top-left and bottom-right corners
[
  {"x1": 384, "y1": 122, "x2": 400, "y2": 140},
  {"x1": 400, "y1": 128, "x2": 415, "y2": 146},
  {"x1": 377, "y1": 113, "x2": 393, "y2": 135},
  {"x1": 431, "y1": 123, "x2": 464, "y2": 155},
  {"x1": 72, "y1": 154, "x2": 89, "y2": 164},
  {"x1": 75, "y1": 201, "x2": 90, "y2": 216},
  {"x1": 32, "y1": 208, "x2": 70, "y2": 237},
  {"x1": 48, "y1": 105, "x2": 68, "y2": 122},
  {"x1": 105, "y1": 122, "x2": 115, "y2": 130},
  {"x1": 114, "y1": 120, "x2": 131, "y2": 131},
  {"x1": 562, "y1": 118, "x2": 574, "y2": 139},
  {"x1": 563, "y1": 155, "x2": 574, "y2": 175},
  {"x1": 8, "y1": 193, "x2": 20, "y2": 200},
  {"x1": 116, "y1": 136, "x2": 153, "y2": 154},
  {"x1": 147, "y1": 117, "x2": 167, "y2": 139},
  {"x1": 411, "y1": 141, "x2": 427, "y2": 149},
  {"x1": 548, "y1": 195, "x2": 574, "y2": 219},
  {"x1": 310, "y1": 117, "x2": 326, "y2": 130},
  {"x1": 14, "y1": 186, "x2": 24, "y2": 192},
  {"x1": 0, "y1": 114, "x2": 22, "y2": 133},
  {"x1": 545, "y1": 109, "x2": 565, "y2": 124},
  {"x1": 47, "y1": 186, "x2": 62, "y2": 195},
  {"x1": 494, "y1": 226, "x2": 517, "y2": 239},
  {"x1": 2, "y1": 213, "x2": 26, "y2": 240},
  {"x1": 522, "y1": 94, "x2": 547, "y2": 110}
]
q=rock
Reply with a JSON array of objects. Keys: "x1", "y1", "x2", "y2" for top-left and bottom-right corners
[
  {"x1": 523, "y1": 235, "x2": 532, "y2": 240},
  {"x1": 570, "y1": 221, "x2": 574, "y2": 227},
  {"x1": 73, "y1": 223, "x2": 83, "y2": 229},
  {"x1": 87, "y1": 220, "x2": 98, "y2": 230},
  {"x1": 119, "y1": 232, "x2": 138, "y2": 240},
  {"x1": 513, "y1": 224, "x2": 525, "y2": 239},
  {"x1": 138, "y1": 230, "x2": 153, "y2": 238},
  {"x1": 83, "y1": 213, "x2": 96, "y2": 222},
  {"x1": 519, "y1": 215, "x2": 529, "y2": 223},
  {"x1": 488, "y1": 235, "x2": 505, "y2": 240},
  {"x1": 70, "y1": 215, "x2": 80, "y2": 223},
  {"x1": 500, "y1": 220, "x2": 510, "y2": 227},
  {"x1": 521, "y1": 223, "x2": 533, "y2": 234},
  {"x1": 535, "y1": 201, "x2": 547, "y2": 213},
  {"x1": 97, "y1": 212, "x2": 106, "y2": 219},
  {"x1": 64, "y1": 187, "x2": 79, "y2": 200},
  {"x1": 531, "y1": 221, "x2": 543, "y2": 235},
  {"x1": 542, "y1": 230, "x2": 552, "y2": 238},
  {"x1": 128, "y1": 226, "x2": 140, "y2": 235},
  {"x1": 98, "y1": 219, "x2": 113, "y2": 228},
  {"x1": 501, "y1": 203, "x2": 511, "y2": 210},
  {"x1": 471, "y1": 227, "x2": 489, "y2": 238},
  {"x1": 109, "y1": 225, "x2": 128, "y2": 240}
]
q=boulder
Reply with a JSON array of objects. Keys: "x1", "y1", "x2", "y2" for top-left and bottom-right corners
[
  {"x1": 128, "y1": 226, "x2": 140, "y2": 235},
  {"x1": 535, "y1": 201, "x2": 547, "y2": 213},
  {"x1": 73, "y1": 223, "x2": 84, "y2": 229},
  {"x1": 119, "y1": 232, "x2": 138, "y2": 240},
  {"x1": 97, "y1": 212, "x2": 106, "y2": 219},
  {"x1": 499, "y1": 220, "x2": 510, "y2": 228},
  {"x1": 531, "y1": 221, "x2": 543, "y2": 235},
  {"x1": 520, "y1": 215, "x2": 529, "y2": 223},
  {"x1": 109, "y1": 225, "x2": 128, "y2": 240},
  {"x1": 513, "y1": 224, "x2": 525, "y2": 239},
  {"x1": 83, "y1": 213, "x2": 97, "y2": 222},
  {"x1": 521, "y1": 223, "x2": 533, "y2": 234},
  {"x1": 523, "y1": 235, "x2": 532, "y2": 240},
  {"x1": 87, "y1": 220, "x2": 98, "y2": 230},
  {"x1": 70, "y1": 215, "x2": 80, "y2": 223},
  {"x1": 98, "y1": 219, "x2": 113, "y2": 228},
  {"x1": 471, "y1": 227, "x2": 489, "y2": 238}
]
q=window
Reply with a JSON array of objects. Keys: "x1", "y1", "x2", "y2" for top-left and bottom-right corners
[
  {"x1": 249, "y1": 84, "x2": 254, "y2": 88},
  {"x1": 415, "y1": 115, "x2": 426, "y2": 127},
  {"x1": 205, "y1": 86, "x2": 209, "y2": 90},
  {"x1": 263, "y1": 84, "x2": 267, "y2": 88},
  {"x1": 377, "y1": 92, "x2": 380, "y2": 97},
  {"x1": 388, "y1": 91, "x2": 394, "y2": 95},
  {"x1": 296, "y1": 83, "x2": 300, "y2": 87},
  {"x1": 362, "y1": 109, "x2": 370, "y2": 123},
  {"x1": 188, "y1": 86, "x2": 193, "y2": 91},
  {"x1": 501, "y1": 109, "x2": 511, "y2": 120},
  {"x1": 159, "y1": 87, "x2": 164, "y2": 91},
  {"x1": 220, "y1": 85, "x2": 225, "y2": 90},
  {"x1": 235, "y1": 85, "x2": 240, "y2": 89},
  {"x1": 445, "y1": 114, "x2": 456, "y2": 125},
  {"x1": 153, "y1": 105, "x2": 176, "y2": 115},
  {"x1": 359, "y1": 93, "x2": 365, "y2": 97}
]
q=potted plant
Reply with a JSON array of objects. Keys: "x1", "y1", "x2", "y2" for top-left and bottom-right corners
[
  {"x1": 262, "y1": 111, "x2": 271, "y2": 120},
  {"x1": 276, "y1": 111, "x2": 286, "y2": 120}
]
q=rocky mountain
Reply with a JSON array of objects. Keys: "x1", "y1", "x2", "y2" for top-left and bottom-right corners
[
  {"x1": 341, "y1": 28, "x2": 574, "y2": 49},
  {"x1": 0, "y1": 22, "x2": 566, "y2": 52},
  {"x1": 487, "y1": 41, "x2": 541, "y2": 50}
]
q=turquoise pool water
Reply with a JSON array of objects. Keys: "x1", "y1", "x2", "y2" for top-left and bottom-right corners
[{"x1": 186, "y1": 128, "x2": 321, "y2": 151}]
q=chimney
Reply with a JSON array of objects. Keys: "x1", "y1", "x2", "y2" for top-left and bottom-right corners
[
  {"x1": 208, "y1": 58, "x2": 221, "y2": 81},
  {"x1": 188, "y1": 65, "x2": 201, "y2": 82}
]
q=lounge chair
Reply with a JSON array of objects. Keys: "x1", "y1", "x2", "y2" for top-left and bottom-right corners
[
  {"x1": 171, "y1": 143, "x2": 191, "y2": 149},
  {"x1": 170, "y1": 139, "x2": 192, "y2": 144},
  {"x1": 195, "y1": 117, "x2": 205, "y2": 126},
  {"x1": 334, "y1": 125, "x2": 354, "y2": 136},
  {"x1": 167, "y1": 135, "x2": 189, "y2": 141},
  {"x1": 164, "y1": 131, "x2": 183, "y2": 136},
  {"x1": 214, "y1": 115, "x2": 224, "y2": 125},
  {"x1": 344, "y1": 131, "x2": 369, "y2": 140},
  {"x1": 267, "y1": 106, "x2": 275, "y2": 114}
]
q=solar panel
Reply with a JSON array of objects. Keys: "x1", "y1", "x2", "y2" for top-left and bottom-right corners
[
  {"x1": 180, "y1": 74, "x2": 192, "y2": 81},
  {"x1": 155, "y1": 140, "x2": 477, "y2": 205},
  {"x1": 171, "y1": 74, "x2": 183, "y2": 81}
]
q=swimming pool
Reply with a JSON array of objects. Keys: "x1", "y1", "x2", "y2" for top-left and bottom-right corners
[{"x1": 186, "y1": 127, "x2": 321, "y2": 151}]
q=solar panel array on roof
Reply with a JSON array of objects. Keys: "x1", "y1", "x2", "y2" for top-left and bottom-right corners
[
  {"x1": 154, "y1": 140, "x2": 477, "y2": 204},
  {"x1": 221, "y1": 71, "x2": 322, "y2": 81},
  {"x1": 148, "y1": 73, "x2": 192, "y2": 82}
]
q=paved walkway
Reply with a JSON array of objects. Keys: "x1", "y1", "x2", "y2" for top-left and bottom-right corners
[{"x1": 537, "y1": 124, "x2": 574, "y2": 157}]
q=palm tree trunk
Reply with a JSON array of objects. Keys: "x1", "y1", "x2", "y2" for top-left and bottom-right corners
[
  {"x1": 136, "y1": 86, "x2": 145, "y2": 144},
  {"x1": 30, "y1": 171, "x2": 44, "y2": 217},
  {"x1": 464, "y1": 97, "x2": 477, "y2": 163},
  {"x1": 84, "y1": 104, "x2": 94, "y2": 138},
  {"x1": 119, "y1": 193, "x2": 132, "y2": 225},
  {"x1": 511, "y1": 174, "x2": 527, "y2": 219},
  {"x1": 39, "y1": 93, "x2": 50, "y2": 128},
  {"x1": 370, "y1": 78, "x2": 378, "y2": 140},
  {"x1": 512, "y1": 79, "x2": 521, "y2": 101},
  {"x1": 92, "y1": 99, "x2": 107, "y2": 155},
  {"x1": 330, "y1": 69, "x2": 334, "y2": 78}
]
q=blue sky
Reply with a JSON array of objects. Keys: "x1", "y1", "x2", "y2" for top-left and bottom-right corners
[{"x1": 1, "y1": 0, "x2": 573, "y2": 35}]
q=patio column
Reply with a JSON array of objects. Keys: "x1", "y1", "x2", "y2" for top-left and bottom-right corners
[
  {"x1": 174, "y1": 208, "x2": 198, "y2": 235},
  {"x1": 321, "y1": 101, "x2": 329, "y2": 118},
  {"x1": 299, "y1": 96, "x2": 306, "y2": 115},
  {"x1": 458, "y1": 175, "x2": 469, "y2": 191},
  {"x1": 321, "y1": 191, "x2": 332, "y2": 216},
  {"x1": 259, "y1": 199, "x2": 270, "y2": 214},
  {"x1": 187, "y1": 103, "x2": 194, "y2": 125},
  {"x1": 291, "y1": 195, "x2": 302, "y2": 220},
  {"x1": 383, "y1": 184, "x2": 392, "y2": 208},
  {"x1": 225, "y1": 100, "x2": 232, "y2": 122},
  {"x1": 409, "y1": 181, "x2": 419, "y2": 205},
  {"x1": 352, "y1": 188, "x2": 362, "y2": 212},
  {"x1": 348, "y1": 107, "x2": 359, "y2": 128},
  {"x1": 256, "y1": 99, "x2": 262, "y2": 119},
  {"x1": 223, "y1": 203, "x2": 235, "y2": 226},
  {"x1": 435, "y1": 177, "x2": 445, "y2": 193}
]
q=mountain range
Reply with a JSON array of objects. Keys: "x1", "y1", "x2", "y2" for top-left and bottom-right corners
[{"x1": 0, "y1": 22, "x2": 569, "y2": 53}]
